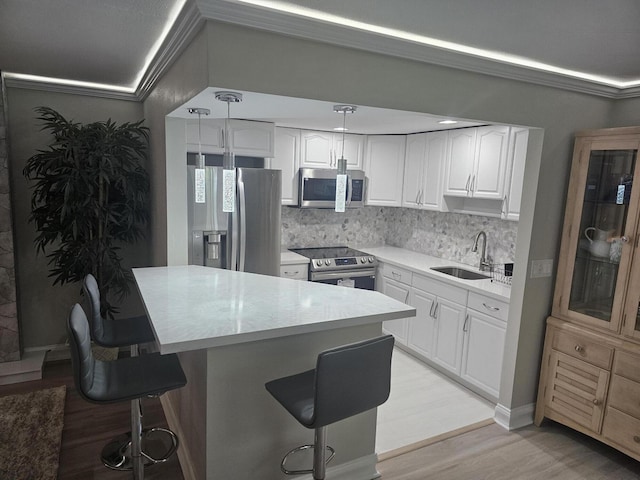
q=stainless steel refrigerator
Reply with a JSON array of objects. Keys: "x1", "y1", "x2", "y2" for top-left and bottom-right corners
[{"x1": 187, "y1": 166, "x2": 281, "y2": 276}]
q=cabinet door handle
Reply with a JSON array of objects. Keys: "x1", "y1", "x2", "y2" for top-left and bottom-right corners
[
  {"x1": 283, "y1": 270, "x2": 300, "y2": 276},
  {"x1": 415, "y1": 190, "x2": 420, "y2": 204},
  {"x1": 574, "y1": 345, "x2": 584, "y2": 353},
  {"x1": 470, "y1": 175, "x2": 476, "y2": 194},
  {"x1": 433, "y1": 303, "x2": 439, "y2": 318},
  {"x1": 404, "y1": 290, "x2": 410, "y2": 304},
  {"x1": 502, "y1": 195, "x2": 508, "y2": 216},
  {"x1": 418, "y1": 190, "x2": 423, "y2": 205},
  {"x1": 633, "y1": 436, "x2": 640, "y2": 444},
  {"x1": 429, "y1": 302, "x2": 435, "y2": 318},
  {"x1": 463, "y1": 314, "x2": 470, "y2": 332},
  {"x1": 592, "y1": 399, "x2": 601, "y2": 406},
  {"x1": 483, "y1": 302, "x2": 500, "y2": 312},
  {"x1": 465, "y1": 174, "x2": 471, "y2": 192}
]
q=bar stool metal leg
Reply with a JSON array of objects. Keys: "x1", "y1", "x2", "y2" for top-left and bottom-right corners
[
  {"x1": 313, "y1": 427, "x2": 327, "y2": 480},
  {"x1": 132, "y1": 398, "x2": 144, "y2": 479}
]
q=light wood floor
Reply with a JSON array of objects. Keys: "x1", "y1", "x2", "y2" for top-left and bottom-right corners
[
  {"x1": 378, "y1": 421, "x2": 640, "y2": 479},
  {"x1": 3, "y1": 359, "x2": 640, "y2": 479},
  {"x1": 377, "y1": 348, "x2": 495, "y2": 453}
]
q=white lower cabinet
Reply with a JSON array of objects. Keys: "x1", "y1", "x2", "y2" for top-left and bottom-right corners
[
  {"x1": 406, "y1": 289, "x2": 437, "y2": 359},
  {"x1": 377, "y1": 261, "x2": 508, "y2": 400},
  {"x1": 461, "y1": 292, "x2": 508, "y2": 398},
  {"x1": 279, "y1": 263, "x2": 308, "y2": 280},
  {"x1": 381, "y1": 278, "x2": 411, "y2": 345}
]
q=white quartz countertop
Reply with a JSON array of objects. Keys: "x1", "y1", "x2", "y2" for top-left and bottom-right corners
[
  {"x1": 133, "y1": 265, "x2": 415, "y2": 354},
  {"x1": 361, "y1": 246, "x2": 511, "y2": 302},
  {"x1": 280, "y1": 249, "x2": 310, "y2": 265}
]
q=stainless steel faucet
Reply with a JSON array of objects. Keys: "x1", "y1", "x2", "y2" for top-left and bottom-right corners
[{"x1": 472, "y1": 231, "x2": 492, "y2": 272}]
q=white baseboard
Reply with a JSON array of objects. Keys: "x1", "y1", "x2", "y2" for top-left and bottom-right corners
[{"x1": 494, "y1": 402, "x2": 536, "y2": 430}]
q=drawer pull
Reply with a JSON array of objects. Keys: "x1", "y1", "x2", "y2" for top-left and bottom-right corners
[
  {"x1": 482, "y1": 302, "x2": 500, "y2": 312},
  {"x1": 283, "y1": 270, "x2": 300, "y2": 276},
  {"x1": 592, "y1": 399, "x2": 601, "y2": 406},
  {"x1": 634, "y1": 436, "x2": 640, "y2": 444},
  {"x1": 392, "y1": 272, "x2": 401, "y2": 280},
  {"x1": 575, "y1": 345, "x2": 584, "y2": 353}
]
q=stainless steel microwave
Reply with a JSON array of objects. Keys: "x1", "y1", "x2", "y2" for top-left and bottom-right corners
[{"x1": 298, "y1": 168, "x2": 366, "y2": 208}]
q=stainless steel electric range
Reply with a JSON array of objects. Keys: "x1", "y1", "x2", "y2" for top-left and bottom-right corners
[{"x1": 289, "y1": 246, "x2": 377, "y2": 290}]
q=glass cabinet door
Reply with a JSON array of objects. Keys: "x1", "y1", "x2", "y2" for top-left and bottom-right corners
[{"x1": 558, "y1": 139, "x2": 640, "y2": 332}]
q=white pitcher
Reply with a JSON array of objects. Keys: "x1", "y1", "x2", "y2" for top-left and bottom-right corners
[{"x1": 584, "y1": 227, "x2": 613, "y2": 258}]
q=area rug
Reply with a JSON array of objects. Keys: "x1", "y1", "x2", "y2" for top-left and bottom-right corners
[{"x1": 0, "y1": 385, "x2": 66, "y2": 480}]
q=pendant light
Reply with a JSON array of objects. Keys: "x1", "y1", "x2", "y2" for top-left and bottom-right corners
[
  {"x1": 215, "y1": 91, "x2": 243, "y2": 213},
  {"x1": 333, "y1": 105, "x2": 357, "y2": 212},
  {"x1": 188, "y1": 107, "x2": 210, "y2": 204}
]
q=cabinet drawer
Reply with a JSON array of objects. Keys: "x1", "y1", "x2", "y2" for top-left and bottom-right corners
[
  {"x1": 280, "y1": 264, "x2": 308, "y2": 280},
  {"x1": 381, "y1": 263, "x2": 413, "y2": 285},
  {"x1": 552, "y1": 330, "x2": 613, "y2": 369},
  {"x1": 602, "y1": 407, "x2": 640, "y2": 458},
  {"x1": 467, "y1": 292, "x2": 509, "y2": 322},
  {"x1": 412, "y1": 274, "x2": 467, "y2": 304},
  {"x1": 613, "y1": 350, "x2": 640, "y2": 383},
  {"x1": 608, "y1": 374, "x2": 640, "y2": 419}
]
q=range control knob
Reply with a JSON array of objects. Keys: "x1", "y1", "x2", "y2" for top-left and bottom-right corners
[
  {"x1": 325, "y1": 259, "x2": 331, "y2": 266},
  {"x1": 315, "y1": 260, "x2": 323, "y2": 267},
  {"x1": 368, "y1": 257, "x2": 375, "y2": 263},
  {"x1": 360, "y1": 257, "x2": 366, "y2": 263}
]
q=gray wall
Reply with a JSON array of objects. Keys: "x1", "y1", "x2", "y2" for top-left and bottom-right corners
[
  {"x1": 168, "y1": 21, "x2": 615, "y2": 412},
  {"x1": 6, "y1": 88, "x2": 146, "y2": 349}
]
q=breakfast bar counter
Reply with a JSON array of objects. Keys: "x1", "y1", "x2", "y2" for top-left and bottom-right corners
[{"x1": 132, "y1": 266, "x2": 415, "y2": 480}]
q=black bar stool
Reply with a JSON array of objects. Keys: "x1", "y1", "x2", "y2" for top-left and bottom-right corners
[
  {"x1": 82, "y1": 273, "x2": 162, "y2": 471},
  {"x1": 67, "y1": 303, "x2": 187, "y2": 480},
  {"x1": 265, "y1": 335, "x2": 394, "y2": 480},
  {"x1": 82, "y1": 273, "x2": 155, "y2": 352}
]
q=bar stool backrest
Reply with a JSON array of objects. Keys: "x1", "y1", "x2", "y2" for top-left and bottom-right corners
[
  {"x1": 82, "y1": 274, "x2": 104, "y2": 341},
  {"x1": 313, "y1": 334, "x2": 394, "y2": 428},
  {"x1": 67, "y1": 303, "x2": 100, "y2": 403}
]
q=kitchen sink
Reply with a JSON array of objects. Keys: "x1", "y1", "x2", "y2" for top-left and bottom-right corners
[{"x1": 430, "y1": 266, "x2": 490, "y2": 280}]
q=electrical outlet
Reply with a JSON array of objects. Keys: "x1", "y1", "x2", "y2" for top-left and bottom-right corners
[{"x1": 531, "y1": 259, "x2": 553, "y2": 278}]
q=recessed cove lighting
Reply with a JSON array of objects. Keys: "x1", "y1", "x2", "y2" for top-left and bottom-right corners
[
  {"x1": 438, "y1": 120, "x2": 458, "y2": 125},
  {"x1": 235, "y1": 0, "x2": 640, "y2": 89},
  {"x1": 333, "y1": 127, "x2": 349, "y2": 132}
]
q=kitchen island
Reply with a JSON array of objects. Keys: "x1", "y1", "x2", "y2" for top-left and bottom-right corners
[{"x1": 132, "y1": 265, "x2": 415, "y2": 480}]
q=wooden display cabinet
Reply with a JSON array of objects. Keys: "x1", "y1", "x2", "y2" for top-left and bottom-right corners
[{"x1": 535, "y1": 126, "x2": 640, "y2": 462}]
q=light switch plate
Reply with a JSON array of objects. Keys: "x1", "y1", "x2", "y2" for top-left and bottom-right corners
[{"x1": 531, "y1": 259, "x2": 553, "y2": 278}]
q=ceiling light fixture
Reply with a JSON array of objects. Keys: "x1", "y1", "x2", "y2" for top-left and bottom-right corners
[
  {"x1": 438, "y1": 120, "x2": 458, "y2": 125},
  {"x1": 215, "y1": 91, "x2": 243, "y2": 213},
  {"x1": 333, "y1": 105, "x2": 357, "y2": 213},
  {"x1": 188, "y1": 107, "x2": 210, "y2": 204}
]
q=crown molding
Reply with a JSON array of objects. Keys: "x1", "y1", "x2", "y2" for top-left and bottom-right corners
[
  {"x1": 136, "y1": 1, "x2": 205, "y2": 101},
  {"x1": 5, "y1": 0, "x2": 640, "y2": 100},
  {"x1": 1, "y1": 73, "x2": 139, "y2": 101},
  {"x1": 199, "y1": 0, "x2": 640, "y2": 100}
]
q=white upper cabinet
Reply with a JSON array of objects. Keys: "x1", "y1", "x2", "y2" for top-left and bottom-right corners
[
  {"x1": 300, "y1": 130, "x2": 364, "y2": 169},
  {"x1": 365, "y1": 135, "x2": 406, "y2": 207},
  {"x1": 186, "y1": 119, "x2": 275, "y2": 157},
  {"x1": 444, "y1": 126, "x2": 510, "y2": 200},
  {"x1": 502, "y1": 127, "x2": 529, "y2": 221},
  {"x1": 402, "y1": 133, "x2": 427, "y2": 209},
  {"x1": 402, "y1": 131, "x2": 447, "y2": 211},
  {"x1": 270, "y1": 127, "x2": 300, "y2": 206}
]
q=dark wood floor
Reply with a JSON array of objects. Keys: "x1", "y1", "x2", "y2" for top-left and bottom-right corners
[{"x1": 0, "y1": 361, "x2": 184, "y2": 480}]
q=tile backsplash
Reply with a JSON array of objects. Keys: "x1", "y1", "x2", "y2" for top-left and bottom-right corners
[{"x1": 282, "y1": 206, "x2": 517, "y2": 268}]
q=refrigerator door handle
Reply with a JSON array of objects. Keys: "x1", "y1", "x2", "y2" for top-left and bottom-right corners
[
  {"x1": 347, "y1": 175, "x2": 353, "y2": 205},
  {"x1": 238, "y1": 174, "x2": 247, "y2": 272}
]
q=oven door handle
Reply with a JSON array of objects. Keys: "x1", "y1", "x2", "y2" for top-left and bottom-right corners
[{"x1": 310, "y1": 268, "x2": 377, "y2": 281}]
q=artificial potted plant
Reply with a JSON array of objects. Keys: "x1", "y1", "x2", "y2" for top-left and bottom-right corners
[{"x1": 23, "y1": 107, "x2": 150, "y2": 317}]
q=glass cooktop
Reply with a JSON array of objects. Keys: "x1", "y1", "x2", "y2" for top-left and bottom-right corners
[{"x1": 289, "y1": 246, "x2": 369, "y2": 260}]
